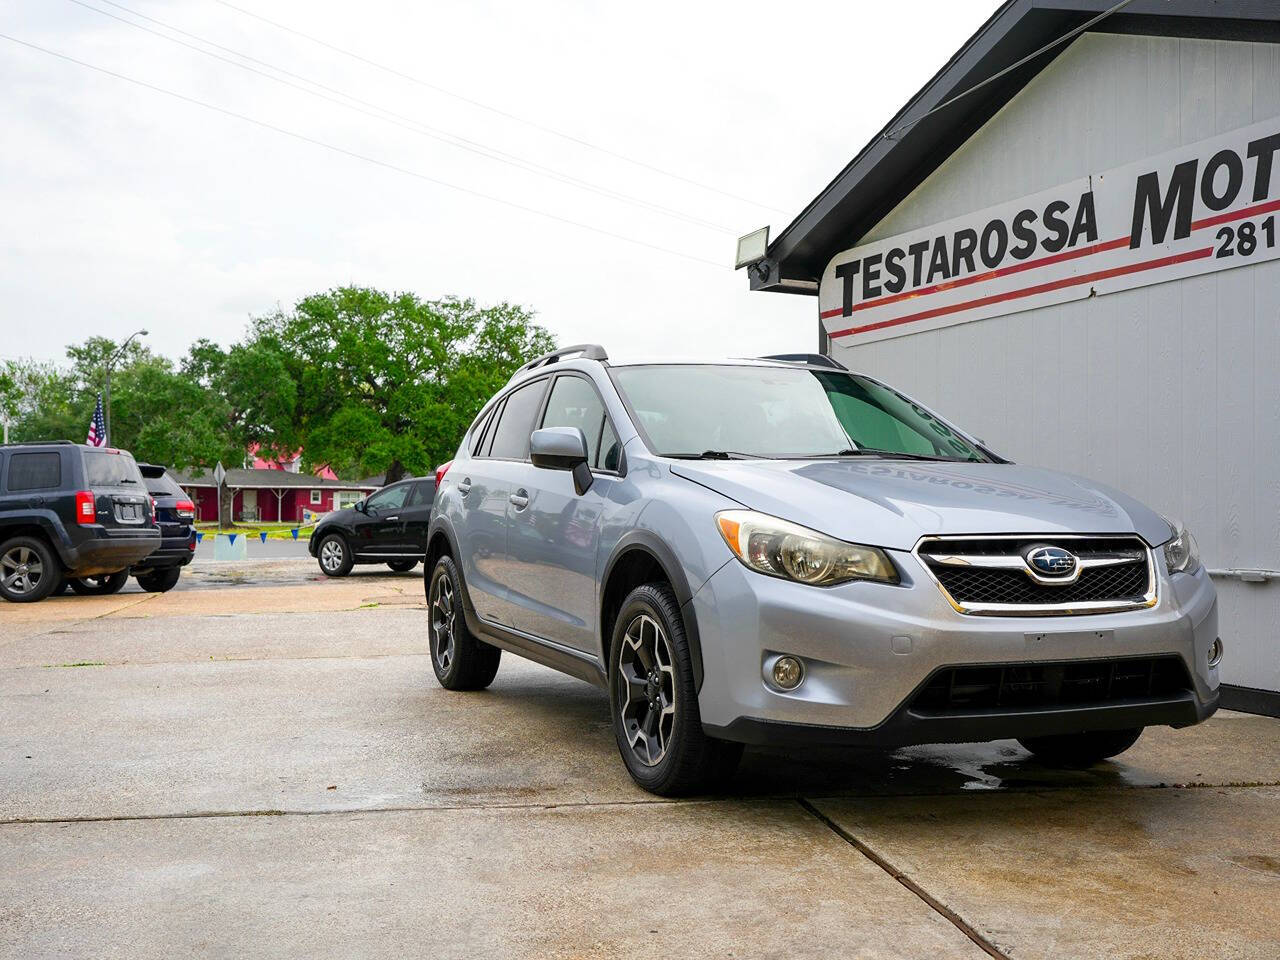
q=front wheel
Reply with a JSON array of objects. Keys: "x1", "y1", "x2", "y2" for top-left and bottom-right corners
[
  {"x1": 136, "y1": 567, "x2": 182, "y2": 593},
  {"x1": 609, "y1": 583, "x2": 742, "y2": 796},
  {"x1": 387, "y1": 558, "x2": 418, "y2": 572},
  {"x1": 317, "y1": 534, "x2": 353, "y2": 577},
  {"x1": 69, "y1": 571, "x2": 129, "y2": 596},
  {"x1": 1018, "y1": 727, "x2": 1144, "y2": 766},
  {"x1": 428, "y1": 555, "x2": 501, "y2": 690}
]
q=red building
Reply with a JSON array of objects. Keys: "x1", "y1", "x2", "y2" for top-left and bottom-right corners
[{"x1": 169, "y1": 467, "x2": 380, "y2": 524}]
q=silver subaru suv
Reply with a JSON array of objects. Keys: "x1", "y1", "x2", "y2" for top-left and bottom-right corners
[{"x1": 424, "y1": 346, "x2": 1220, "y2": 795}]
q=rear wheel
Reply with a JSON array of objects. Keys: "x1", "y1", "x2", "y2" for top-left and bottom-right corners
[
  {"x1": 609, "y1": 582, "x2": 742, "y2": 796},
  {"x1": 428, "y1": 555, "x2": 501, "y2": 690},
  {"x1": 0, "y1": 536, "x2": 60, "y2": 603},
  {"x1": 317, "y1": 534, "x2": 353, "y2": 577},
  {"x1": 1018, "y1": 727, "x2": 1144, "y2": 766},
  {"x1": 69, "y1": 571, "x2": 129, "y2": 596},
  {"x1": 136, "y1": 567, "x2": 182, "y2": 593},
  {"x1": 387, "y1": 558, "x2": 418, "y2": 572}
]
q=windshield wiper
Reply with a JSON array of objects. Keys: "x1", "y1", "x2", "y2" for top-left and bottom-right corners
[
  {"x1": 664, "y1": 450, "x2": 756, "y2": 460},
  {"x1": 811, "y1": 448, "x2": 970, "y2": 462}
]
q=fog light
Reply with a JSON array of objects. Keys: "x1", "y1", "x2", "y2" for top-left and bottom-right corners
[
  {"x1": 770, "y1": 656, "x2": 804, "y2": 690},
  {"x1": 1207, "y1": 637, "x2": 1223, "y2": 668}
]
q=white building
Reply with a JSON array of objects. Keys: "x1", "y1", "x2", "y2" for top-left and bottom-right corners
[{"x1": 748, "y1": 0, "x2": 1279, "y2": 715}]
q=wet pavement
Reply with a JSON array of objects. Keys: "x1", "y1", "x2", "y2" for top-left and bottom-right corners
[{"x1": 2, "y1": 578, "x2": 1278, "y2": 958}]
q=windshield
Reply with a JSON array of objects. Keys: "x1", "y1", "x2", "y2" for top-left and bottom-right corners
[{"x1": 610, "y1": 364, "x2": 987, "y2": 461}]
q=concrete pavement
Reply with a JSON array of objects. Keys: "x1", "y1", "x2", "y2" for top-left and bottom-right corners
[{"x1": 2, "y1": 571, "x2": 1278, "y2": 958}]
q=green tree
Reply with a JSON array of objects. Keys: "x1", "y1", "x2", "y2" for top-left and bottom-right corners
[{"x1": 254, "y1": 287, "x2": 554, "y2": 482}]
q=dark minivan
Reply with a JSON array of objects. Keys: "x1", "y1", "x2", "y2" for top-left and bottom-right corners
[{"x1": 0, "y1": 441, "x2": 159, "y2": 602}]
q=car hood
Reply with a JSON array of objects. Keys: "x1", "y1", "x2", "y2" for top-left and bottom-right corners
[
  {"x1": 316, "y1": 507, "x2": 358, "y2": 528},
  {"x1": 670, "y1": 459, "x2": 1172, "y2": 551}
]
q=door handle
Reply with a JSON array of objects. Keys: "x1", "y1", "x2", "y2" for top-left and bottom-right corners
[
  {"x1": 457, "y1": 478, "x2": 472, "y2": 496},
  {"x1": 386, "y1": 515, "x2": 400, "y2": 522},
  {"x1": 509, "y1": 491, "x2": 529, "y2": 510}
]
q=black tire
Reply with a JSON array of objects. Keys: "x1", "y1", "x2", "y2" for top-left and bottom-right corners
[
  {"x1": 387, "y1": 558, "x2": 419, "y2": 572},
  {"x1": 68, "y1": 571, "x2": 130, "y2": 596},
  {"x1": 427, "y1": 555, "x2": 501, "y2": 690},
  {"x1": 1018, "y1": 727, "x2": 1144, "y2": 766},
  {"x1": 136, "y1": 567, "x2": 182, "y2": 593},
  {"x1": 317, "y1": 534, "x2": 353, "y2": 577},
  {"x1": 608, "y1": 582, "x2": 742, "y2": 796},
  {"x1": 0, "y1": 536, "x2": 60, "y2": 603}
]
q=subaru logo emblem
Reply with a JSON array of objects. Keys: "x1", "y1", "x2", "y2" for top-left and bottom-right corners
[{"x1": 1024, "y1": 544, "x2": 1077, "y2": 578}]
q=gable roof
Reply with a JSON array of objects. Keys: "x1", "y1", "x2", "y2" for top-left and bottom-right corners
[
  {"x1": 751, "y1": 0, "x2": 1280, "y2": 295},
  {"x1": 168, "y1": 467, "x2": 380, "y2": 490}
]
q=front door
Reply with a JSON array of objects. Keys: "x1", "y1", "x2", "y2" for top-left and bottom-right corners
[
  {"x1": 453, "y1": 377, "x2": 549, "y2": 625},
  {"x1": 241, "y1": 489, "x2": 258, "y2": 522},
  {"x1": 400, "y1": 479, "x2": 436, "y2": 553},
  {"x1": 504, "y1": 374, "x2": 619, "y2": 653},
  {"x1": 352, "y1": 481, "x2": 413, "y2": 556}
]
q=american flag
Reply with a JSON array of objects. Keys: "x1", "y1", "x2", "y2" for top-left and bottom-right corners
[{"x1": 86, "y1": 393, "x2": 106, "y2": 447}]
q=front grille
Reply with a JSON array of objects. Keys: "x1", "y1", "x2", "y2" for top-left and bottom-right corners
[
  {"x1": 916, "y1": 535, "x2": 1154, "y2": 614},
  {"x1": 910, "y1": 656, "x2": 1191, "y2": 715}
]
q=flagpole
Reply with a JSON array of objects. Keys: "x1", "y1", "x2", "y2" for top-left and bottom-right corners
[{"x1": 102, "y1": 328, "x2": 148, "y2": 447}]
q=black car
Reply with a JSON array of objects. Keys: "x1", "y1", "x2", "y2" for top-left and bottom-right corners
[
  {"x1": 0, "y1": 440, "x2": 160, "y2": 603},
  {"x1": 308, "y1": 476, "x2": 435, "y2": 577},
  {"x1": 128, "y1": 463, "x2": 197, "y2": 592}
]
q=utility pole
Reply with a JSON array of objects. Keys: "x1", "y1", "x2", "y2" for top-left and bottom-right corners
[{"x1": 103, "y1": 328, "x2": 148, "y2": 447}]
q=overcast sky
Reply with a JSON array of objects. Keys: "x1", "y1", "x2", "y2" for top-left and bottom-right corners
[{"x1": 2, "y1": 0, "x2": 997, "y2": 366}]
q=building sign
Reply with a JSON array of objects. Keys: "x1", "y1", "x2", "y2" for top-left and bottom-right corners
[{"x1": 820, "y1": 115, "x2": 1280, "y2": 344}]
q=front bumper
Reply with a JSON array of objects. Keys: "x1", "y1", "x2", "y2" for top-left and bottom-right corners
[{"x1": 691, "y1": 549, "x2": 1220, "y2": 746}]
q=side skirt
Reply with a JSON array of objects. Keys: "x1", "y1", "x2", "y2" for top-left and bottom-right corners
[{"x1": 464, "y1": 608, "x2": 607, "y2": 690}]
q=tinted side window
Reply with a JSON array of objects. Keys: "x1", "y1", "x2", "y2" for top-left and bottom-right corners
[
  {"x1": 469, "y1": 407, "x2": 495, "y2": 457},
  {"x1": 487, "y1": 380, "x2": 547, "y2": 460},
  {"x1": 406, "y1": 479, "x2": 436, "y2": 507},
  {"x1": 541, "y1": 375, "x2": 613, "y2": 468},
  {"x1": 9, "y1": 452, "x2": 62, "y2": 491}
]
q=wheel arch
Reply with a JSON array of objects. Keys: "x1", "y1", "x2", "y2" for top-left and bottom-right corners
[{"x1": 599, "y1": 532, "x2": 704, "y2": 690}]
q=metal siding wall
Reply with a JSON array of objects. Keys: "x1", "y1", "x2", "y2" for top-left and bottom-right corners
[{"x1": 834, "y1": 34, "x2": 1280, "y2": 694}]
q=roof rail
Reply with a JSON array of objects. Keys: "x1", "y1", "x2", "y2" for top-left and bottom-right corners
[
  {"x1": 2, "y1": 439, "x2": 77, "y2": 446},
  {"x1": 512, "y1": 343, "x2": 609, "y2": 378},
  {"x1": 760, "y1": 353, "x2": 848, "y2": 370}
]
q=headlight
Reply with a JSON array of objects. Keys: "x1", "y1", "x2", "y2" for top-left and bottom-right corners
[
  {"x1": 1163, "y1": 517, "x2": 1201, "y2": 575},
  {"x1": 715, "y1": 510, "x2": 897, "y2": 586}
]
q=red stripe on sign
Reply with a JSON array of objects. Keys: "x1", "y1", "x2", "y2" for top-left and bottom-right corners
[
  {"x1": 817, "y1": 236, "x2": 1130, "y2": 322},
  {"x1": 828, "y1": 247, "x2": 1214, "y2": 340},
  {"x1": 1190, "y1": 196, "x2": 1280, "y2": 232}
]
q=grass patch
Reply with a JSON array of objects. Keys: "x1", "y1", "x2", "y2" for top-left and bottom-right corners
[{"x1": 45, "y1": 661, "x2": 106, "y2": 668}]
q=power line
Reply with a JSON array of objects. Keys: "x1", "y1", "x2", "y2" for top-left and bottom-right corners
[
  {"x1": 884, "y1": 0, "x2": 1139, "y2": 140},
  {"x1": 0, "y1": 32, "x2": 729, "y2": 270},
  {"x1": 68, "y1": 0, "x2": 734, "y2": 234},
  {"x1": 211, "y1": 0, "x2": 790, "y2": 217}
]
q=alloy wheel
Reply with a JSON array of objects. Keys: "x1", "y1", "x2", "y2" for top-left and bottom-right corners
[
  {"x1": 0, "y1": 545, "x2": 44, "y2": 596},
  {"x1": 320, "y1": 539, "x2": 344, "y2": 573},
  {"x1": 430, "y1": 571, "x2": 457, "y2": 672},
  {"x1": 616, "y1": 613, "x2": 677, "y2": 766}
]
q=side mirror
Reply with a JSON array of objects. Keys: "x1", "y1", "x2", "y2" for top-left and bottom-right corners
[
  {"x1": 530, "y1": 427, "x2": 593, "y2": 495},
  {"x1": 354, "y1": 499, "x2": 366, "y2": 514}
]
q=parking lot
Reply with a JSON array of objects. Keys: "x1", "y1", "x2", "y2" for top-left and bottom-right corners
[{"x1": 3, "y1": 557, "x2": 1279, "y2": 959}]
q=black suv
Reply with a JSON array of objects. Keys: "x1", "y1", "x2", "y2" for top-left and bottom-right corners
[
  {"x1": 0, "y1": 441, "x2": 160, "y2": 603},
  {"x1": 309, "y1": 476, "x2": 435, "y2": 577},
  {"x1": 128, "y1": 463, "x2": 197, "y2": 592}
]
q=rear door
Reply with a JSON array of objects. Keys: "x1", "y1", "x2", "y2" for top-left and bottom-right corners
[{"x1": 81, "y1": 449, "x2": 151, "y2": 530}]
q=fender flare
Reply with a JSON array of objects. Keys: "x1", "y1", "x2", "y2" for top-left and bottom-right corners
[{"x1": 600, "y1": 529, "x2": 704, "y2": 690}]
